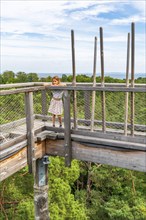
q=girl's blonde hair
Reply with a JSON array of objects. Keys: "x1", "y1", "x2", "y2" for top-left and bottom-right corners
[{"x1": 52, "y1": 76, "x2": 60, "y2": 84}]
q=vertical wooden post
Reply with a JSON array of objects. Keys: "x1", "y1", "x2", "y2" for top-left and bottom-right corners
[
  {"x1": 64, "y1": 90, "x2": 72, "y2": 167},
  {"x1": 100, "y1": 27, "x2": 106, "y2": 133},
  {"x1": 34, "y1": 157, "x2": 49, "y2": 220},
  {"x1": 71, "y1": 30, "x2": 78, "y2": 129},
  {"x1": 131, "y1": 22, "x2": 135, "y2": 136},
  {"x1": 84, "y1": 91, "x2": 91, "y2": 126},
  {"x1": 25, "y1": 92, "x2": 49, "y2": 219},
  {"x1": 124, "y1": 33, "x2": 130, "y2": 135},
  {"x1": 25, "y1": 92, "x2": 36, "y2": 174},
  {"x1": 42, "y1": 90, "x2": 47, "y2": 121},
  {"x1": 91, "y1": 36, "x2": 97, "y2": 131}
]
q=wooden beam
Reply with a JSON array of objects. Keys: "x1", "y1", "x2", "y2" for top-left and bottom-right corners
[
  {"x1": 0, "y1": 82, "x2": 145, "y2": 89},
  {"x1": 100, "y1": 27, "x2": 106, "y2": 133},
  {"x1": 37, "y1": 115, "x2": 145, "y2": 132},
  {"x1": 124, "y1": 33, "x2": 130, "y2": 136},
  {"x1": 0, "y1": 136, "x2": 145, "y2": 182},
  {"x1": 71, "y1": 129, "x2": 146, "y2": 144},
  {"x1": 56, "y1": 133, "x2": 146, "y2": 151},
  {"x1": 0, "y1": 134, "x2": 27, "y2": 151},
  {"x1": 131, "y1": 22, "x2": 135, "y2": 136},
  {"x1": 0, "y1": 126, "x2": 45, "y2": 150},
  {"x1": 91, "y1": 36, "x2": 97, "y2": 131},
  {"x1": 0, "y1": 118, "x2": 26, "y2": 131},
  {"x1": 64, "y1": 91, "x2": 72, "y2": 166},
  {"x1": 71, "y1": 30, "x2": 78, "y2": 129},
  {"x1": 0, "y1": 141, "x2": 45, "y2": 181},
  {"x1": 34, "y1": 158, "x2": 49, "y2": 219},
  {"x1": 46, "y1": 139, "x2": 146, "y2": 172},
  {"x1": 44, "y1": 125, "x2": 146, "y2": 143},
  {"x1": 0, "y1": 86, "x2": 46, "y2": 95},
  {"x1": 0, "y1": 82, "x2": 35, "y2": 89},
  {"x1": 1, "y1": 85, "x2": 145, "y2": 95},
  {"x1": 84, "y1": 91, "x2": 91, "y2": 126},
  {"x1": 1, "y1": 130, "x2": 145, "y2": 162},
  {"x1": 25, "y1": 92, "x2": 35, "y2": 174},
  {"x1": 41, "y1": 90, "x2": 48, "y2": 119},
  {"x1": 0, "y1": 140, "x2": 27, "y2": 160}
]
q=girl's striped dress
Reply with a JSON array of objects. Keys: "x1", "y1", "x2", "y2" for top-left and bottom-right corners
[{"x1": 48, "y1": 90, "x2": 64, "y2": 115}]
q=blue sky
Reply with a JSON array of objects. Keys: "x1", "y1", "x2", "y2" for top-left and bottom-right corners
[{"x1": 1, "y1": 0, "x2": 146, "y2": 76}]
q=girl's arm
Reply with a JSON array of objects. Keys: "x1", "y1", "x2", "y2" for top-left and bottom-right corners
[
  {"x1": 43, "y1": 83, "x2": 51, "y2": 86},
  {"x1": 60, "y1": 83, "x2": 67, "y2": 86}
]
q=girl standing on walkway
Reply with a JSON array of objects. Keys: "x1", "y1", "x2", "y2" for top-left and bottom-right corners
[{"x1": 48, "y1": 76, "x2": 65, "y2": 127}]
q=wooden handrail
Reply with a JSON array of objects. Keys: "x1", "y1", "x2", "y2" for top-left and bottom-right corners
[
  {"x1": 0, "y1": 84, "x2": 145, "y2": 95},
  {"x1": 1, "y1": 82, "x2": 145, "y2": 89}
]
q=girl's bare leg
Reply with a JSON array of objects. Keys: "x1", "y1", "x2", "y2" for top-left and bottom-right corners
[
  {"x1": 58, "y1": 115, "x2": 62, "y2": 127},
  {"x1": 52, "y1": 114, "x2": 56, "y2": 126}
]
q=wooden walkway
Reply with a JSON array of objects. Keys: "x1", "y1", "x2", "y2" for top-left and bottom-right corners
[
  {"x1": 1, "y1": 23, "x2": 146, "y2": 220},
  {"x1": 1, "y1": 116, "x2": 146, "y2": 182},
  {"x1": 1, "y1": 116, "x2": 146, "y2": 140}
]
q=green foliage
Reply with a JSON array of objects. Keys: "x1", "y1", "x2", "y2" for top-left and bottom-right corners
[
  {"x1": 33, "y1": 92, "x2": 42, "y2": 114},
  {"x1": 15, "y1": 71, "x2": 28, "y2": 83},
  {"x1": 48, "y1": 157, "x2": 87, "y2": 220},
  {"x1": 0, "y1": 72, "x2": 146, "y2": 219},
  {"x1": 15, "y1": 200, "x2": 34, "y2": 220},
  {"x1": 46, "y1": 76, "x2": 52, "y2": 82},
  {"x1": 27, "y1": 73, "x2": 39, "y2": 82},
  {"x1": 104, "y1": 76, "x2": 124, "y2": 83},
  {"x1": 2, "y1": 71, "x2": 15, "y2": 83},
  {"x1": 104, "y1": 197, "x2": 146, "y2": 220},
  {"x1": 62, "y1": 74, "x2": 68, "y2": 82},
  {"x1": 135, "y1": 93, "x2": 146, "y2": 124},
  {"x1": 1, "y1": 71, "x2": 145, "y2": 84},
  {"x1": 0, "y1": 74, "x2": 4, "y2": 84},
  {"x1": 0, "y1": 159, "x2": 145, "y2": 219},
  {"x1": 135, "y1": 77, "x2": 146, "y2": 83},
  {"x1": 76, "y1": 74, "x2": 92, "y2": 82},
  {"x1": 0, "y1": 159, "x2": 87, "y2": 220},
  {"x1": 74, "y1": 163, "x2": 146, "y2": 220},
  {"x1": 0, "y1": 167, "x2": 34, "y2": 220}
]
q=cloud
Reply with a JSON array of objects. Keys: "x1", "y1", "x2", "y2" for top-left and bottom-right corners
[
  {"x1": 111, "y1": 15, "x2": 145, "y2": 25},
  {"x1": 1, "y1": 0, "x2": 145, "y2": 73}
]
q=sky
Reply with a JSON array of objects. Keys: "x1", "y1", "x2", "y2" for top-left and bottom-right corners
[{"x1": 1, "y1": 0, "x2": 146, "y2": 76}]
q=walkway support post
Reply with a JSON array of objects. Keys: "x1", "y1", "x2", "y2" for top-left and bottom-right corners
[
  {"x1": 71, "y1": 30, "x2": 78, "y2": 129},
  {"x1": 100, "y1": 27, "x2": 106, "y2": 133},
  {"x1": 131, "y1": 22, "x2": 135, "y2": 136},
  {"x1": 42, "y1": 90, "x2": 48, "y2": 121},
  {"x1": 34, "y1": 157, "x2": 49, "y2": 220},
  {"x1": 25, "y1": 92, "x2": 49, "y2": 220},
  {"x1": 25, "y1": 91, "x2": 36, "y2": 174},
  {"x1": 91, "y1": 36, "x2": 97, "y2": 131},
  {"x1": 64, "y1": 90, "x2": 72, "y2": 167},
  {"x1": 124, "y1": 33, "x2": 130, "y2": 135}
]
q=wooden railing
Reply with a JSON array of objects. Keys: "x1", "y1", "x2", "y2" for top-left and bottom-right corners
[
  {"x1": 1, "y1": 82, "x2": 145, "y2": 170},
  {"x1": 1, "y1": 82, "x2": 146, "y2": 220}
]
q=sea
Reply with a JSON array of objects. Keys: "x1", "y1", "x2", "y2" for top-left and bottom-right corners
[{"x1": 38, "y1": 72, "x2": 146, "y2": 79}]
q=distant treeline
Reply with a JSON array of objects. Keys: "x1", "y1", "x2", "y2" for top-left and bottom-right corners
[{"x1": 0, "y1": 70, "x2": 146, "y2": 84}]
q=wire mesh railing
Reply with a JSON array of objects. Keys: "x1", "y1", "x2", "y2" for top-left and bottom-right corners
[
  {"x1": 0, "y1": 93, "x2": 26, "y2": 143},
  {"x1": 69, "y1": 90, "x2": 146, "y2": 133},
  {"x1": 0, "y1": 84, "x2": 146, "y2": 144}
]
